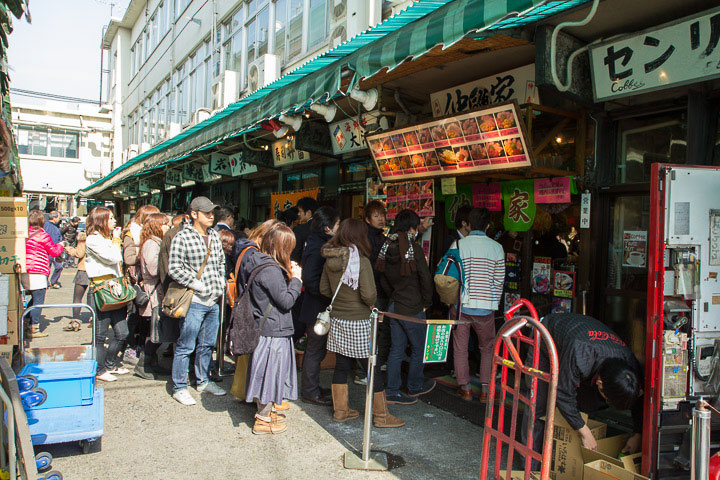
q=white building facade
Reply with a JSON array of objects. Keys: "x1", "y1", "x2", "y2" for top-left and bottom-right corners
[
  {"x1": 103, "y1": 0, "x2": 401, "y2": 169},
  {"x1": 11, "y1": 98, "x2": 113, "y2": 215}
]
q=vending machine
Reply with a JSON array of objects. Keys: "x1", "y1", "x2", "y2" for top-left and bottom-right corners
[{"x1": 644, "y1": 164, "x2": 720, "y2": 478}]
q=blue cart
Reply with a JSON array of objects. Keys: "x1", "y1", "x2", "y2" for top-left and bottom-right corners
[{"x1": 19, "y1": 304, "x2": 104, "y2": 454}]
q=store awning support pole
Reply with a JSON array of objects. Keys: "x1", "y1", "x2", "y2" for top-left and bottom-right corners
[{"x1": 692, "y1": 399, "x2": 711, "y2": 480}]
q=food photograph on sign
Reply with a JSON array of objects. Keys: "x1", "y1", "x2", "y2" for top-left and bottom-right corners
[{"x1": 366, "y1": 101, "x2": 533, "y2": 181}]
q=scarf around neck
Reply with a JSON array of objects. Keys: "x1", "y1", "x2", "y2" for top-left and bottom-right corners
[
  {"x1": 341, "y1": 244, "x2": 360, "y2": 290},
  {"x1": 374, "y1": 232, "x2": 417, "y2": 276}
]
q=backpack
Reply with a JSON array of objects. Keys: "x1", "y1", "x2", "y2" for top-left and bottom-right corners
[
  {"x1": 434, "y1": 239, "x2": 464, "y2": 305},
  {"x1": 226, "y1": 262, "x2": 273, "y2": 356},
  {"x1": 226, "y1": 245, "x2": 257, "y2": 307}
]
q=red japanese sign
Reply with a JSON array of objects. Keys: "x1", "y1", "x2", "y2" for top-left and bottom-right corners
[
  {"x1": 472, "y1": 183, "x2": 502, "y2": 211},
  {"x1": 535, "y1": 177, "x2": 571, "y2": 204}
]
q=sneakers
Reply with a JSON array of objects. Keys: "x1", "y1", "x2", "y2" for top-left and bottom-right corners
[
  {"x1": 408, "y1": 379, "x2": 436, "y2": 397},
  {"x1": 197, "y1": 381, "x2": 226, "y2": 396},
  {"x1": 172, "y1": 389, "x2": 197, "y2": 405},
  {"x1": 353, "y1": 376, "x2": 368, "y2": 386},
  {"x1": 96, "y1": 372, "x2": 117, "y2": 382},
  {"x1": 108, "y1": 367, "x2": 130, "y2": 375},
  {"x1": 29, "y1": 326, "x2": 48, "y2": 338},
  {"x1": 385, "y1": 392, "x2": 418, "y2": 405}
]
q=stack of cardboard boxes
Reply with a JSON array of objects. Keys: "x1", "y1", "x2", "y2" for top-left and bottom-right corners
[
  {"x1": 547, "y1": 410, "x2": 648, "y2": 480},
  {"x1": 0, "y1": 198, "x2": 27, "y2": 360}
]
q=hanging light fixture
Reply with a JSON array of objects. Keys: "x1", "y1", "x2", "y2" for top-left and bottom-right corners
[
  {"x1": 349, "y1": 87, "x2": 378, "y2": 111},
  {"x1": 310, "y1": 102, "x2": 337, "y2": 123},
  {"x1": 262, "y1": 119, "x2": 289, "y2": 138},
  {"x1": 279, "y1": 114, "x2": 303, "y2": 132}
]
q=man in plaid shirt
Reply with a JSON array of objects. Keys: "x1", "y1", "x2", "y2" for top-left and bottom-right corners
[{"x1": 168, "y1": 196, "x2": 227, "y2": 405}]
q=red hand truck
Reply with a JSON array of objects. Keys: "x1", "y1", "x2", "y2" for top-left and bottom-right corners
[{"x1": 479, "y1": 299, "x2": 559, "y2": 480}]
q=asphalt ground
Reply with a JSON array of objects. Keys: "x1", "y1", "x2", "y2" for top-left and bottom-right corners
[{"x1": 23, "y1": 268, "x2": 494, "y2": 480}]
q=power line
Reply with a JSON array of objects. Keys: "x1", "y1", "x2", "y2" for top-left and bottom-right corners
[{"x1": 10, "y1": 88, "x2": 100, "y2": 105}]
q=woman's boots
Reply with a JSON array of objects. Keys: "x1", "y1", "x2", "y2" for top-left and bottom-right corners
[
  {"x1": 133, "y1": 352, "x2": 156, "y2": 380},
  {"x1": 331, "y1": 384, "x2": 360, "y2": 422},
  {"x1": 373, "y1": 391, "x2": 405, "y2": 428}
]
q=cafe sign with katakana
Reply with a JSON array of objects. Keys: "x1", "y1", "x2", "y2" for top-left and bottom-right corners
[{"x1": 589, "y1": 7, "x2": 720, "y2": 102}]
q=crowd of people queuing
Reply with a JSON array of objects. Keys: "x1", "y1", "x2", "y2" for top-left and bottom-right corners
[{"x1": 21, "y1": 194, "x2": 510, "y2": 436}]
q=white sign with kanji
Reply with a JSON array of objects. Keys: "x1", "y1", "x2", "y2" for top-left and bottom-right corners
[
  {"x1": 589, "y1": 7, "x2": 720, "y2": 101},
  {"x1": 430, "y1": 64, "x2": 538, "y2": 117},
  {"x1": 272, "y1": 137, "x2": 311, "y2": 167},
  {"x1": 328, "y1": 112, "x2": 378, "y2": 155}
]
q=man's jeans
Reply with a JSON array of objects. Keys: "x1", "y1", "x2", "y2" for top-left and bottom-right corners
[
  {"x1": 386, "y1": 303, "x2": 426, "y2": 396},
  {"x1": 49, "y1": 258, "x2": 63, "y2": 285},
  {"x1": 172, "y1": 302, "x2": 220, "y2": 392}
]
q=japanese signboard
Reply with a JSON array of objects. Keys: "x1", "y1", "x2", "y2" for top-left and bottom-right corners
[
  {"x1": 580, "y1": 192, "x2": 591, "y2": 229},
  {"x1": 589, "y1": 7, "x2": 720, "y2": 101},
  {"x1": 622, "y1": 231, "x2": 647, "y2": 267},
  {"x1": 270, "y1": 188, "x2": 319, "y2": 218},
  {"x1": 127, "y1": 182, "x2": 140, "y2": 197},
  {"x1": 532, "y1": 257, "x2": 552, "y2": 294},
  {"x1": 229, "y1": 152, "x2": 258, "y2": 176},
  {"x1": 138, "y1": 178, "x2": 152, "y2": 193},
  {"x1": 329, "y1": 112, "x2": 378, "y2": 155},
  {"x1": 553, "y1": 270, "x2": 576, "y2": 298},
  {"x1": 384, "y1": 180, "x2": 435, "y2": 219},
  {"x1": 367, "y1": 101, "x2": 533, "y2": 182},
  {"x1": 424, "y1": 323, "x2": 452, "y2": 363},
  {"x1": 443, "y1": 184, "x2": 472, "y2": 229},
  {"x1": 165, "y1": 168, "x2": 182, "y2": 187},
  {"x1": 0, "y1": 239, "x2": 25, "y2": 273},
  {"x1": 430, "y1": 64, "x2": 539, "y2": 117},
  {"x1": 440, "y1": 177, "x2": 456, "y2": 195},
  {"x1": 502, "y1": 180, "x2": 536, "y2": 231},
  {"x1": 272, "y1": 137, "x2": 311, "y2": 167},
  {"x1": 182, "y1": 163, "x2": 204, "y2": 183},
  {"x1": 209, "y1": 153, "x2": 233, "y2": 176},
  {"x1": 473, "y1": 183, "x2": 502, "y2": 211},
  {"x1": 535, "y1": 177, "x2": 571, "y2": 204}
]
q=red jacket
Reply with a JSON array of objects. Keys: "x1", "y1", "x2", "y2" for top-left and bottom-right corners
[{"x1": 26, "y1": 227, "x2": 64, "y2": 276}]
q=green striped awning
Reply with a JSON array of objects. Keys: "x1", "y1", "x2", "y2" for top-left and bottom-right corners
[{"x1": 81, "y1": 0, "x2": 590, "y2": 196}]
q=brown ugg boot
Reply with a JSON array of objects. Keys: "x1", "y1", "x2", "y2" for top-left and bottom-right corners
[
  {"x1": 332, "y1": 384, "x2": 360, "y2": 422},
  {"x1": 373, "y1": 391, "x2": 405, "y2": 428}
]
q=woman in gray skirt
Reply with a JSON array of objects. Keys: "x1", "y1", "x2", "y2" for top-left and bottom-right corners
[{"x1": 241, "y1": 219, "x2": 303, "y2": 435}]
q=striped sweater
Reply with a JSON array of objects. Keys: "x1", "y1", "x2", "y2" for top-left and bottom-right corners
[{"x1": 454, "y1": 231, "x2": 505, "y2": 311}]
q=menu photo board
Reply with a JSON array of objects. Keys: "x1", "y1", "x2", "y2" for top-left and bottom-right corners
[
  {"x1": 384, "y1": 180, "x2": 435, "y2": 220},
  {"x1": 366, "y1": 101, "x2": 533, "y2": 182}
]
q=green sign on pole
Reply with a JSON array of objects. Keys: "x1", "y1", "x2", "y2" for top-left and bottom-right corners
[
  {"x1": 424, "y1": 323, "x2": 452, "y2": 363},
  {"x1": 502, "y1": 179, "x2": 536, "y2": 231}
]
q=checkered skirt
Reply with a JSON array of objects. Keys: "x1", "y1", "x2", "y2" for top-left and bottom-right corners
[{"x1": 327, "y1": 317, "x2": 372, "y2": 359}]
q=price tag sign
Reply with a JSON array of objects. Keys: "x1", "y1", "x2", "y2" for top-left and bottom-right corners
[{"x1": 424, "y1": 324, "x2": 452, "y2": 363}]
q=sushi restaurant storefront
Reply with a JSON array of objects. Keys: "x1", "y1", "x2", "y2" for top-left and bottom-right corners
[{"x1": 362, "y1": 61, "x2": 594, "y2": 319}]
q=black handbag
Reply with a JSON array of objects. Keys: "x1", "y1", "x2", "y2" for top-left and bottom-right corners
[{"x1": 133, "y1": 282, "x2": 159, "y2": 309}]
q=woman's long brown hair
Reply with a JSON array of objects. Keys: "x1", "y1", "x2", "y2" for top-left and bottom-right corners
[
  {"x1": 86, "y1": 207, "x2": 112, "y2": 238},
  {"x1": 324, "y1": 218, "x2": 371, "y2": 258},
  {"x1": 249, "y1": 219, "x2": 295, "y2": 276},
  {"x1": 140, "y1": 213, "x2": 168, "y2": 254}
]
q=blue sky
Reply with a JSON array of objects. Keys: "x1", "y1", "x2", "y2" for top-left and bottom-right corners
[{"x1": 8, "y1": 0, "x2": 129, "y2": 101}]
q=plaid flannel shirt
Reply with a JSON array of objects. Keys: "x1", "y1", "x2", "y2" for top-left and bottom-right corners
[{"x1": 168, "y1": 223, "x2": 226, "y2": 300}]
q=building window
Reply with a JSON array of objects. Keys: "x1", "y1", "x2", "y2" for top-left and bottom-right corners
[
  {"x1": 16, "y1": 126, "x2": 79, "y2": 159},
  {"x1": 246, "y1": 16, "x2": 256, "y2": 66},
  {"x1": 275, "y1": 0, "x2": 287, "y2": 63},
  {"x1": 257, "y1": 7, "x2": 269, "y2": 57},
  {"x1": 287, "y1": 0, "x2": 303, "y2": 61},
  {"x1": 175, "y1": 0, "x2": 191, "y2": 20},
  {"x1": 308, "y1": 0, "x2": 328, "y2": 48}
]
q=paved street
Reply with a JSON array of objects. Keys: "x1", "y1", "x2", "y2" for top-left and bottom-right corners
[{"x1": 26, "y1": 269, "x2": 487, "y2": 480}]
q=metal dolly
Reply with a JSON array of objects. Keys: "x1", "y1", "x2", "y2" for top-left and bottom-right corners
[
  {"x1": 479, "y1": 299, "x2": 559, "y2": 480},
  {"x1": 18, "y1": 304, "x2": 103, "y2": 456}
]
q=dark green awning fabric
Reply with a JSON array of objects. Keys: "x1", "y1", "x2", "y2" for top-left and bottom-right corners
[{"x1": 82, "y1": 0, "x2": 589, "y2": 196}]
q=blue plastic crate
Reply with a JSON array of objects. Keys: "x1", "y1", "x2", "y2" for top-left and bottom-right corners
[
  {"x1": 19, "y1": 361, "x2": 97, "y2": 410},
  {"x1": 26, "y1": 388, "x2": 104, "y2": 446}
]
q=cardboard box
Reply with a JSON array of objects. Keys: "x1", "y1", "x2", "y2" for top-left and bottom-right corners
[
  {"x1": 0, "y1": 216, "x2": 27, "y2": 238},
  {"x1": 0, "y1": 273, "x2": 19, "y2": 311},
  {"x1": 546, "y1": 410, "x2": 607, "y2": 480},
  {"x1": 584, "y1": 460, "x2": 649, "y2": 480},
  {"x1": 0, "y1": 344, "x2": 13, "y2": 363},
  {"x1": 620, "y1": 453, "x2": 643, "y2": 473},
  {"x1": 581, "y1": 434, "x2": 632, "y2": 467},
  {"x1": 510, "y1": 471, "x2": 541, "y2": 480},
  {"x1": 0, "y1": 198, "x2": 27, "y2": 218},
  {"x1": 3, "y1": 309, "x2": 18, "y2": 345},
  {"x1": 0, "y1": 238, "x2": 25, "y2": 273}
]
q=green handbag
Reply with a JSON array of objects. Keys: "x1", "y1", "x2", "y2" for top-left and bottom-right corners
[{"x1": 91, "y1": 276, "x2": 137, "y2": 312}]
